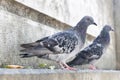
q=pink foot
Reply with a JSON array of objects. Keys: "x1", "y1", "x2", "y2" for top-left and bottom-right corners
[
  {"x1": 59, "y1": 62, "x2": 77, "y2": 70},
  {"x1": 89, "y1": 64, "x2": 97, "y2": 70},
  {"x1": 64, "y1": 66, "x2": 77, "y2": 70}
]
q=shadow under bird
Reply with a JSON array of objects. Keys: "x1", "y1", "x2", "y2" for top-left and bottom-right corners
[
  {"x1": 20, "y1": 16, "x2": 97, "y2": 70},
  {"x1": 67, "y1": 25, "x2": 114, "y2": 70}
]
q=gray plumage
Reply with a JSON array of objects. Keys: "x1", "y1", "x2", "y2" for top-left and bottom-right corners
[
  {"x1": 67, "y1": 25, "x2": 114, "y2": 68},
  {"x1": 20, "y1": 16, "x2": 97, "y2": 70}
]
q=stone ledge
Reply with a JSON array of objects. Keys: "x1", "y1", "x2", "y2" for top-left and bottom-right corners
[{"x1": 0, "y1": 69, "x2": 120, "y2": 80}]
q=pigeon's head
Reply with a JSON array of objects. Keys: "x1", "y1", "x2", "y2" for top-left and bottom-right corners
[
  {"x1": 81, "y1": 16, "x2": 97, "y2": 26},
  {"x1": 103, "y1": 25, "x2": 114, "y2": 32}
]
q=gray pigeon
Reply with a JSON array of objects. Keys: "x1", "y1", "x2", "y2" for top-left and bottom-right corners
[
  {"x1": 67, "y1": 25, "x2": 114, "y2": 69},
  {"x1": 20, "y1": 16, "x2": 97, "y2": 70}
]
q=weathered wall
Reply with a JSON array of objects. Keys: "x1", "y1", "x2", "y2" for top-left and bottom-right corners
[
  {"x1": 114, "y1": 0, "x2": 120, "y2": 69},
  {"x1": 16, "y1": 0, "x2": 114, "y2": 36},
  {"x1": 0, "y1": 0, "x2": 116, "y2": 69},
  {"x1": 0, "y1": 0, "x2": 68, "y2": 68}
]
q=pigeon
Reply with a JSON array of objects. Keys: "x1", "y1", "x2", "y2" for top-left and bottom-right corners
[
  {"x1": 67, "y1": 25, "x2": 114, "y2": 70},
  {"x1": 20, "y1": 16, "x2": 97, "y2": 70}
]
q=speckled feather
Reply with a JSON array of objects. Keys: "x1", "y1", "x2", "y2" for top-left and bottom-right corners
[{"x1": 42, "y1": 31, "x2": 78, "y2": 54}]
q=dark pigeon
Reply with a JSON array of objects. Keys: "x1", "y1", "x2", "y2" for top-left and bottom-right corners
[
  {"x1": 67, "y1": 25, "x2": 114, "y2": 69},
  {"x1": 20, "y1": 16, "x2": 97, "y2": 70}
]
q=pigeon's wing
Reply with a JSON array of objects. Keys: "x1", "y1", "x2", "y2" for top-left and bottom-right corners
[
  {"x1": 35, "y1": 36, "x2": 49, "y2": 42},
  {"x1": 42, "y1": 32, "x2": 78, "y2": 54},
  {"x1": 80, "y1": 43, "x2": 104, "y2": 60},
  {"x1": 67, "y1": 43, "x2": 104, "y2": 66}
]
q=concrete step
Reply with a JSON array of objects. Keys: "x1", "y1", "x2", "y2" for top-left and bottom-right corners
[{"x1": 0, "y1": 69, "x2": 119, "y2": 80}]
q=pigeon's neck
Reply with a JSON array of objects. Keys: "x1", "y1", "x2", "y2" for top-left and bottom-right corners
[
  {"x1": 94, "y1": 30, "x2": 110, "y2": 46},
  {"x1": 74, "y1": 23, "x2": 88, "y2": 43}
]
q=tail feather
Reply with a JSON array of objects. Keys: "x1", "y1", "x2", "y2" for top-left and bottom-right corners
[
  {"x1": 19, "y1": 53, "x2": 47, "y2": 58},
  {"x1": 20, "y1": 45, "x2": 53, "y2": 54},
  {"x1": 20, "y1": 42, "x2": 40, "y2": 48},
  {"x1": 20, "y1": 45, "x2": 53, "y2": 58},
  {"x1": 19, "y1": 53, "x2": 35, "y2": 58},
  {"x1": 21, "y1": 37, "x2": 49, "y2": 48},
  {"x1": 20, "y1": 37, "x2": 51, "y2": 58}
]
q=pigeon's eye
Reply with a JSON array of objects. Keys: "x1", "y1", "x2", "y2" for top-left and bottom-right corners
[{"x1": 86, "y1": 18, "x2": 92, "y2": 23}]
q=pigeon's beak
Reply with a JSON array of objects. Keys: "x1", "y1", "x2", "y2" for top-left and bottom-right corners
[{"x1": 93, "y1": 22, "x2": 97, "y2": 26}]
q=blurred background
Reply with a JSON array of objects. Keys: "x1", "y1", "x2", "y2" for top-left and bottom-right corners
[{"x1": 0, "y1": 0, "x2": 119, "y2": 70}]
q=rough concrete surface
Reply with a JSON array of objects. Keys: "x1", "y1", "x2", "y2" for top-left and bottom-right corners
[
  {"x1": 0, "y1": 69, "x2": 120, "y2": 80},
  {"x1": 0, "y1": 9, "x2": 59, "y2": 68}
]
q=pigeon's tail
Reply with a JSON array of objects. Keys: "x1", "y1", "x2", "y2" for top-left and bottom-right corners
[
  {"x1": 20, "y1": 46, "x2": 53, "y2": 58},
  {"x1": 20, "y1": 42, "x2": 40, "y2": 48},
  {"x1": 19, "y1": 52, "x2": 48, "y2": 58},
  {"x1": 19, "y1": 53, "x2": 36, "y2": 58},
  {"x1": 21, "y1": 37, "x2": 49, "y2": 48}
]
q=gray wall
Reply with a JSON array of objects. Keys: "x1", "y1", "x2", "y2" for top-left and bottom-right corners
[
  {"x1": 0, "y1": 0, "x2": 116, "y2": 69},
  {"x1": 114, "y1": 0, "x2": 120, "y2": 69}
]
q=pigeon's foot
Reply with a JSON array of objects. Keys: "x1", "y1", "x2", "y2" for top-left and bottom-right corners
[
  {"x1": 64, "y1": 66, "x2": 77, "y2": 70},
  {"x1": 89, "y1": 64, "x2": 96, "y2": 70},
  {"x1": 59, "y1": 62, "x2": 77, "y2": 70}
]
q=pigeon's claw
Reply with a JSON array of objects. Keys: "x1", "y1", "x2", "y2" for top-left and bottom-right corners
[
  {"x1": 59, "y1": 62, "x2": 77, "y2": 70},
  {"x1": 89, "y1": 64, "x2": 97, "y2": 70},
  {"x1": 64, "y1": 66, "x2": 77, "y2": 70}
]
